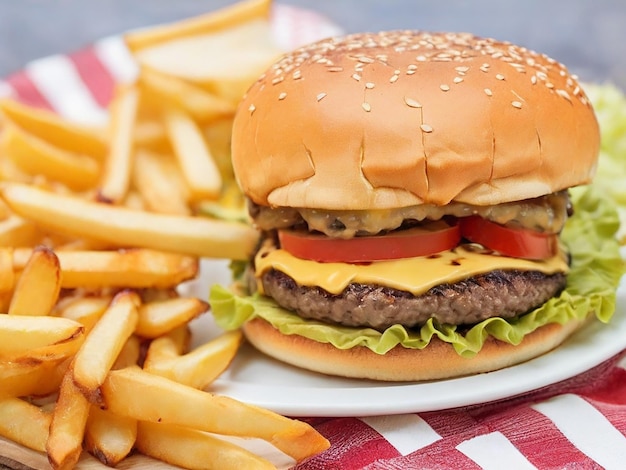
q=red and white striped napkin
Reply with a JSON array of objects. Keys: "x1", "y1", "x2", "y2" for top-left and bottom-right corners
[
  {"x1": 296, "y1": 354, "x2": 626, "y2": 469},
  {"x1": 3, "y1": 3, "x2": 626, "y2": 468}
]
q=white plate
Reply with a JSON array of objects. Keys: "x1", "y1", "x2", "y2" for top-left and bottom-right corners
[{"x1": 184, "y1": 259, "x2": 626, "y2": 417}]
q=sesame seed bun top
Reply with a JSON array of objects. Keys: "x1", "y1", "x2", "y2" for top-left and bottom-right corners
[{"x1": 232, "y1": 31, "x2": 600, "y2": 210}]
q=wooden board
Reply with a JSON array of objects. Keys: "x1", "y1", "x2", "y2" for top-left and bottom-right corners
[
  {"x1": 0, "y1": 437, "x2": 178, "y2": 470},
  {"x1": 0, "y1": 435, "x2": 294, "y2": 469}
]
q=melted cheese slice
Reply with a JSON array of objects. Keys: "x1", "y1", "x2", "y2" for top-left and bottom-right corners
[{"x1": 255, "y1": 242, "x2": 569, "y2": 295}]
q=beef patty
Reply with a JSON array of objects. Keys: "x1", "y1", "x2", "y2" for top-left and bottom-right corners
[{"x1": 261, "y1": 269, "x2": 567, "y2": 330}]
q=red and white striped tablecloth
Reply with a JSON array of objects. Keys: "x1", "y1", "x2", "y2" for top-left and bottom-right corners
[{"x1": 2, "y1": 4, "x2": 626, "y2": 469}]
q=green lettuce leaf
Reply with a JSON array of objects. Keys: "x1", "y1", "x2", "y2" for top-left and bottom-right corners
[
  {"x1": 210, "y1": 186, "x2": 624, "y2": 358},
  {"x1": 586, "y1": 82, "x2": 626, "y2": 241}
]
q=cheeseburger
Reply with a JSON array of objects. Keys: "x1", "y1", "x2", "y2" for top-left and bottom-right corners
[{"x1": 211, "y1": 31, "x2": 617, "y2": 381}]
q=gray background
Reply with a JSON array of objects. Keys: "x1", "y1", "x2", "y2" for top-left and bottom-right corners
[{"x1": 0, "y1": 0, "x2": 625, "y2": 89}]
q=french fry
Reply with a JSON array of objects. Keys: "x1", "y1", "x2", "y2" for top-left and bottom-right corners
[
  {"x1": 163, "y1": 107, "x2": 222, "y2": 201},
  {"x1": 122, "y1": 188, "x2": 146, "y2": 211},
  {"x1": 112, "y1": 335, "x2": 141, "y2": 369},
  {"x1": 144, "y1": 329, "x2": 242, "y2": 390},
  {"x1": 135, "y1": 297, "x2": 208, "y2": 338},
  {"x1": 85, "y1": 405, "x2": 137, "y2": 466},
  {"x1": 133, "y1": 19, "x2": 281, "y2": 104},
  {"x1": 47, "y1": 369, "x2": 91, "y2": 470},
  {"x1": 0, "y1": 315, "x2": 84, "y2": 361},
  {"x1": 1, "y1": 125, "x2": 100, "y2": 191},
  {"x1": 72, "y1": 291, "x2": 139, "y2": 402},
  {"x1": 139, "y1": 66, "x2": 234, "y2": 122},
  {"x1": 124, "y1": 0, "x2": 271, "y2": 52},
  {"x1": 203, "y1": 115, "x2": 237, "y2": 179},
  {"x1": 0, "y1": 358, "x2": 68, "y2": 399},
  {"x1": 8, "y1": 245, "x2": 61, "y2": 316},
  {"x1": 0, "y1": 98, "x2": 108, "y2": 160},
  {"x1": 55, "y1": 295, "x2": 112, "y2": 333},
  {"x1": 159, "y1": 324, "x2": 192, "y2": 355},
  {"x1": 0, "y1": 182, "x2": 258, "y2": 259},
  {"x1": 101, "y1": 367, "x2": 330, "y2": 462},
  {"x1": 0, "y1": 398, "x2": 51, "y2": 452},
  {"x1": 0, "y1": 214, "x2": 40, "y2": 247},
  {"x1": 132, "y1": 149, "x2": 190, "y2": 215},
  {"x1": 0, "y1": 152, "x2": 32, "y2": 183},
  {"x1": 0, "y1": 198, "x2": 10, "y2": 220},
  {"x1": 98, "y1": 86, "x2": 139, "y2": 204},
  {"x1": 137, "y1": 421, "x2": 275, "y2": 470},
  {"x1": 0, "y1": 248, "x2": 15, "y2": 312},
  {"x1": 133, "y1": 117, "x2": 169, "y2": 150},
  {"x1": 13, "y1": 247, "x2": 198, "y2": 289},
  {"x1": 139, "y1": 286, "x2": 179, "y2": 303}
]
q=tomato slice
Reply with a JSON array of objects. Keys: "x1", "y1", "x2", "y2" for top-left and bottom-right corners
[
  {"x1": 459, "y1": 216, "x2": 558, "y2": 260},
  {"x1": 278, "y1": 220, "x2": 461, "y2": 263}
]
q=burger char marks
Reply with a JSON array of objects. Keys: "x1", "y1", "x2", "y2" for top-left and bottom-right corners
[
  {"x1": 249, "y1": 191, "x2": 571, "y2": 238},
  {"x1": 261, "y1": 268, "x2": 567, "y2": 330}
]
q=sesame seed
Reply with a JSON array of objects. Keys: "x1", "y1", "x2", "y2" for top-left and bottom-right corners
[
  {"x1": 440, "y1": 84, "x2": 450, "y2": 91},
  {"x1": 556, "y1": 89, "x2": 572, "y2": 102},
  {"x1": 531, "y1": 75, "x2": 537, "y2": 85},
  {"x1": 390, "y1": 75, "x2": 399, "y2": 83},
  {"x1": 362, "y1": 102, "x2": 372, "y2": 112},
  {"x1": 248, "y1": 104, "x2": 256, "y2": 114},
  {"x1": 484, "y1": 88, "x2": 493, "y2": 96},
  {"x1": 404, "y1": 97, "x2": 422, "y2": 108},
  {"x1": 496, "y1": 73, "x2": 505, "y2": 80},
  {"x1": 453, "y1": 77, "x2": 464, "y2": 84},
  {"x1": 546, "y1": 82, "x2": 555, "y2": 89},
  {"x1": 278, "y1": 92, "x2": 287, "y2": 100},
  {"x1": 358, "y1": 56, "x2": 375, "y2": 64},
  {"x1": 327, "y1": 66, "x2": 344, "y2": 72},
  {"x1": 511, "y1": 101, "x2": 523, "y2": 109},
  {"x1": 317, "y1": 93, "x2": 327, "y2": 102},
  {"x1": 292, "y1": 70, "x2": 302, "y2": 80},
  {"x1": 408, "y1": 64, "x2": 418, "y2": 70},
  {"x1": 455, "y1": 66, "x2": 470, "y2": 73},
  {"x1": 352, "y1": 73, "x2": 361, "y2": 81},
  {"x1": 394, "y1": 69, "x2": 401, "y2": 75},
  {"x1": 406, "y1": 70, "x2": 416, "y2": 75},
  {"x1": 272, "y1": 76, "x2": 284, "y2": 85},
  {"x1": 420, "y1": 124, "x2": 433, "y2": 133},
  {"x1": 365, "y1": 82, "x2": 375, "y2": 89}
]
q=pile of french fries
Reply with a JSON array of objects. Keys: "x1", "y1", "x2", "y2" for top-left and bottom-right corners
[{"x1": 0, "y1": 0, "x2": 330, "y2": 468}]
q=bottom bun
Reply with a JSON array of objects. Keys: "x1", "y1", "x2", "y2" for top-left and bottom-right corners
[{"x1": 242, "y1": 316, "x2": 590, "y2": 382}]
